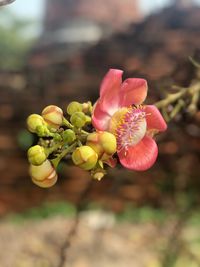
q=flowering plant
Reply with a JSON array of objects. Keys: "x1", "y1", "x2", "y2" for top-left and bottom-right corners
[
  {"x1": 92, "y1": 69, "x2": 167, "y2": 171},
  {"x1": 26, "y1": 68, "x2": 200, "y2": 187}
]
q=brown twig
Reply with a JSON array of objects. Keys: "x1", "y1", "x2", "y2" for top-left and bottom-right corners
[
  {"x1": 57, "y1": 178, "x2": 93, "y2": 267},
  {"x1": 155, "y1": 80, "x2": 200, "y2": 121},
  {"x1": 161, "y1": 208, "x2": 190, "y2": 267},
  {"x1": 0, "y1": 0, "x2": 16, "y2": 6}
]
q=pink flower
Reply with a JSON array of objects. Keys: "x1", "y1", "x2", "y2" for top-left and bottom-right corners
[{"x1": 92, "y1": 69, "x2": 167, "y2": 171}]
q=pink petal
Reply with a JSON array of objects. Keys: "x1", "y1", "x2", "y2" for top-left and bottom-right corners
[
  {"x1": 92, "y1": 101, "x2": 111, "y2": 131},
  {"x1": 118, "y1": 136, "x2": 158, "y2": 171},
  {"x1": 145, "y1": 105, "x2": 167, "y2": 132},
  {"x1": 100, "y1": 69, "x2": 123, "y2": 97},
  {"x1": 99, "y1": 69, "x2": 123, "y2": 115},
  {"x1": 120, "y1": 78, "x2": 148, "y2": 107}
]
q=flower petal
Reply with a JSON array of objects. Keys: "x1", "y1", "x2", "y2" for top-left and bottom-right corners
[
  {"x1": 120, "y1": 78, "x2": 148, "y2": 107},
  {"x1": 92, "y1": 101, "x2": 111, "y2": 131},
  {"x1": 99, "y1": 69, "x2": 123, "y2": 115},
  {"x1": 100, "y1": 69, "x2": 123, "y2": 97},
  {"x1": 118, "y1": 136, "x2": 158, "y2": 171},
  {"x1": 145, "y1": 105, "x2": 167, "y2": 132}
]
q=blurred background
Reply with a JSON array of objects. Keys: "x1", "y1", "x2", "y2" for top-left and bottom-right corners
[{"x1": 0, "y1": 0, "x2": 200, "y2": 266}]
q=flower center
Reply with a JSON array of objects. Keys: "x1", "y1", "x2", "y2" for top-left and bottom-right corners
[{"x1": 111, "y1": 106, "x2": 147, "y2": 153}]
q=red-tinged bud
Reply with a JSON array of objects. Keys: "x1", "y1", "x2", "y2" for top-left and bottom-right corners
[
  {"x1": 42, "y1": 105, "x2": 63, "y2": 129},
  {"x1": 30, "y1": 160, "x2": 57, "y2": 188}
]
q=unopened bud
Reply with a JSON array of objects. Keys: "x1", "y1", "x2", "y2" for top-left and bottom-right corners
[
  {"x1": 36, "y1": 125, "x2": 51, "y2": 137},
  {"x1": 53, "y1": 133, "x2": 62, "y2": 142},
  {"x1": 86, "y1": 131, "x2": 117, "y2": 159},
  {"x1": 85, "y1": 115, "x2": 92, "y2": 124},
  {"x1": 27, "y1": 114, "x2": 46, "y2": 133},
  {"x1": 91, "y1": 169, "x2": 106, "y2": 181},
  {"x1": 70, "y1": 112, "x2": 86, "y2": 128},
  {"x1": 27, "y1": 145, "x2": 47, "y2": 166},
  {"x1": 62, "y1": 129, "x2": 76, "y2": 144},
  {"x1": 42, "y1": 105, "x2": 63, "y2": 129},
  {"x1": 67, "y1": 101, "x2": 82, "y2": 115},
  {"x1": 82, "y1": 101, "x2": 92, "y2": 114},
  {"x1": 72, "y1": 146, "x2": 98, "y2": 170},
  {"x1": 30, "y1": 160, "x2": 57, "y2": 188}
]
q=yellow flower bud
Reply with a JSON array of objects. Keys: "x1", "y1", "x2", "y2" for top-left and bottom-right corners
[
  {"x1": 62, "y1": 129, "x2": 76, "y2": 144},
  {"x1": 86, "y1": 131, "x2": 117, "y2": 159},
  {"x1": 26, "y1": 114, "x2": 45, "y2": 133},
  {"x1": 72, "y1": 146, "x2": 98, "y2": 170},
  {"x1": 82, "y1": 101, "x2": 92, "y2": 114},
  {"x1": 70, "y1": 112, "x2": 86, "y2": 128},
  {"x1": 67, "y1": 101, "x2": 82, "y2": 115},
  {"x1": 42, "y1": 105, "x2": 63, "y2": 129},
  {"x1": 85, "y1": 115, "x2": 92, "y2": 124},
  {"x1": 27, "y1": 145, "x2": 47, "y2": 166},
  {"x1": 91, "y1": 169, "x2": 106, "y2": 181},
  {"x1": 30, "y1": 160, "x2": 57, "y2": 188}
]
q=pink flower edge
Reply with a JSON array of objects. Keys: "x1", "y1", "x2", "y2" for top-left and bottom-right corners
[
  {"x1": 97, "y1": 69, "x2": 148, "y2": 117},
  {"x1": 118, "y1": 136, "x2": 158, "y2": 171}
]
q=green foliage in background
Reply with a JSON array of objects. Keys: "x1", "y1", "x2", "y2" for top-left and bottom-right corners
[
  {"x1": 5, "y1": 201, "x2": 76, "y2": 223},
  {"x1": 0, "y1": 9, "x2": 36, "y2": 70},
  {"x1": 17, "y1": 130, "x2": 34, "y2": 150}
]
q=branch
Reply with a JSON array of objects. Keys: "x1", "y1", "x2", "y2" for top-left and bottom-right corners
[
  {"x1": 0, "y1": 0, "x2": 16, "y2": 6},
  {"x1": 155, "y1": 80, "x2": 200, "y2": 121},
  {"x1": 57, "y1": 179, "x2": 93, "y2": 267}
]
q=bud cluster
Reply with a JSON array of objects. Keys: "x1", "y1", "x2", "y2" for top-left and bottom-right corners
[{"x1": 26, "y1": 102, "x2": 117, "y2": 188}]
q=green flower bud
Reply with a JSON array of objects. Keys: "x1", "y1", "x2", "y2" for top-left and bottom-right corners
[
  {"x1": 72, "y1": 146, "x2": 98, "y2": 170},
  {"x1": 67, "y1": 101, "x2": 82, "y2": 115},
  {"x1": 35, "y1": 125, "x2": 51, "y2": 137},
  {"x1": 30, "y1": 160, "x2": 57, "y2": 188},
  {"x1": 62, "y1": 129, "x2": 76, "y2": 144},
  {"x1": 53, "y1": 133, "x2": 62, "y2": 142},
  {"x1": 27, "y1": 145, "x2": 47, "y2": 166},
  {"x1": 85, "y1": 115, "x2": 92, "y2": 124},
  {"x1": 42, "y1": 105, "x2": 63, "y2": 129},
  {"x1": 27, "y1": 114, "x2": 46, "y2": 133},
  {"x1": 86, "y1": 131, "x2": 117, "y2": 159},
  {"x1": 70, "y1": 112, "x2": 86, "y2": 128}
]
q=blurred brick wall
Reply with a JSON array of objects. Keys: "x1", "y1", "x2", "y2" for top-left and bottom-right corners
[{"x1": 0, "y1": 5, "x2": 200, "y2": 215}]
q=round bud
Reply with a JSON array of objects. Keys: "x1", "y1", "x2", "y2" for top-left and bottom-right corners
[
  {"x1": 86, "y1": 131, "x2": 117, "y2": 159},
  {"x1": 85, "y1": 115, "x2": 91, "y2": 124},
  {"x1": 67, "y1": 101, "x2": 82, "y2": 115},
  {"x1": 72, "y1": 146, "x2": 98, "y2": 170},
  {"x1": 91, "y1": 169, "x2": 106, "y2": 181},
  {"x1": 42, "y1": 105, "x2": 63, "y2": 129},
  {"x1": 62, "y1": 129, "x2": 76, "y2": 144},
  {"x1": 70, "y1": 112, "x2": 86, "y2": 128},
  {"x1": 53, "y1": 133, "x2": 62, "y2": 142},
  {"x1": 35, "y1": 125, "x2": 50, "y2": 137},
  {"x1": 30, "y1": 160, "x2": 57, "y2": 188},
  {"x1": 27, "y1": 145, "x2": 47, "y2": 166},
  {"x1": 82, "y1": 101, "x2": 92, "y2": 114},
  {"x1": 27, "y1": 114, "x2": 45, "y2": 133}
]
